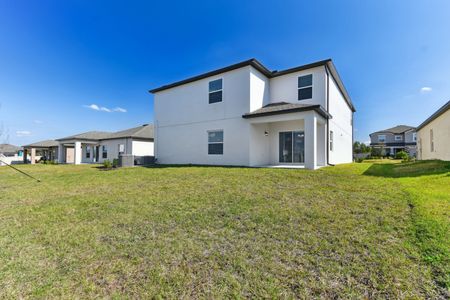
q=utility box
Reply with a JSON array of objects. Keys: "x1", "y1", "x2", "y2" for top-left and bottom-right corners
[{"x1": 119, "y1": 154, "x2": 134, "y2": 167}]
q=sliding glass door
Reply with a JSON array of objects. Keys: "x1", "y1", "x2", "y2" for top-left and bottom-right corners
[{"x1": 279, "y1": 131, "x2": 304, "y2": 163}]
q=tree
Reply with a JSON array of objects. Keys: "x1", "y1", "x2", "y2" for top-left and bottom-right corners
[{"x1": 353, "y1": 141, "x2": 371, "y2": 154}]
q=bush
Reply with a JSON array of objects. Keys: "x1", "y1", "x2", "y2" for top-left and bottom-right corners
[
  {"x1": 103, "y1": 160, "x2": 112, "y2": 169},
  {"x1": 395, "y1": 151, "x2": 409, "y2": 160},
  {"x1": 112, "y1": 159, "x2": 119, "y2": 168}
]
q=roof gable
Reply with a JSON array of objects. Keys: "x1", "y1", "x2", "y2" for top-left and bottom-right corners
[{"x1": 149, "y1": 58, "x2": 355, "y2": 112}]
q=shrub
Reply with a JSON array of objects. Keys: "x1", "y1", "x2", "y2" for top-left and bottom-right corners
[
  {"x1": 395, "y1": 151, "x2": 409, "y2": 160},
  {"x1": 112, "y1": 159, "x2": 119, "y2": 168},
  {"x1": 103, "y1": 160, "x2": 112, "y2": 169}
]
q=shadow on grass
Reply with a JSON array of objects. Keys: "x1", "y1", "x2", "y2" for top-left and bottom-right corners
[
  {"x1": 363, "y1": 160, "x2": 450, "y2": 178},
  {"x1": 141, "y1": 163, "x2": 252, "y2": 169}
]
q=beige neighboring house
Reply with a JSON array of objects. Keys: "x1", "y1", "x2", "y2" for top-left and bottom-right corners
[
  {"x1": 416, "y1": 100, "x2": 450, "y2": 161},
  {"x1": 56, "y1": 124, "x2": 154, "y2": 164},
  {"x1": 22, "y1": 140, "x2": 60, "y2": 164},
  {"x1": 0, "y1": 144, "x2": 22, "y2": 166}
]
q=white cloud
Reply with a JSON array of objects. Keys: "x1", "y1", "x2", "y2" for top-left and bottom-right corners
[
  {"x1": 16, "y1": 130, "x2": 31, "y2": 137},
  {"x1": 85, "y1": 104, "x2": 100, "y2": 111},
  {"x1": 84, "y1": 104, "x2": 126, "y2": 113},
  {"x1": 100, "y1": 106, "x2": 112, "y2": 112},
  {"x1": 420, "y1": 87, "x2": 432, "y2": 93},
  {"x1": 113, "y1": 107, "x2": 127, "y2": 113}
]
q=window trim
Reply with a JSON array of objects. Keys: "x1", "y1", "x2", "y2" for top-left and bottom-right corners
[
  {"x1": 395, "y1": 135, "x2": 403, "y2": 141},
  {"x1": 330, "y1": 130, "x2": 334, "y2": 151},
  {"x1": 430, "y1": 129, "x2": 434, "y2": 152},
  {"x1": 207, "y1": 129, "x2": 224, "y2": 155},
  {"x1": 102, "y1": 145, "x2": 108, "y2": 159},
  {"x1": 208, "y1": 78, "x2": 223, "y2": 104},
  {"x1": 298, "y1": 74, "x2": 313, "y2": 101},
  {"x1": 378, "y1": 134, "x2": 386, "y2": 143}
]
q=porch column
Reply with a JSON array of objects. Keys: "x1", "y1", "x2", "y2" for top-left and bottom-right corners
[
  {"x1": 30, "y1": 148, "x2": 36, "y2": 165},
  {"x1": 305, "y1": 113, "x2": 317, "y2": 170},
  {"x1": 74, "y1": 142, "x2": 82, "y2": 165},
  {"x1": 58, "y1": 145, "x2": 64, "y2": 163},
  {"x1": 23, "y1": 149, "x2": 28, "y2": 164}
]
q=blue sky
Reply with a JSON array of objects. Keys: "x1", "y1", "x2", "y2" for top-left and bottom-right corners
[{"x1": 1, "y1": 0, "x2": 449, "y2": 146}]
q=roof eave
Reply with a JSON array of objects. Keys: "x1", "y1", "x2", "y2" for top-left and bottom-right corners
[{"x1": 242, "y1": 105, "x2": 332, "y2": 120}]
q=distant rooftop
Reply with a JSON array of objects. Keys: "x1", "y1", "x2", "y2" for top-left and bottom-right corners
[
  {"x1": 370, "y1": 125, "x2": 415, "y2": 135},
  {"x1": 56, "y1": 124, "x2": 154, "y2": 141},
  {"x1": 0, "y1": 144, "x2": 21, "y2": 154}
]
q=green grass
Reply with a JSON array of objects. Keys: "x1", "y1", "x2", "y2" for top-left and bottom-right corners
[{"x1": 0, "y1": 161, "x2": 448, "y2": 298}]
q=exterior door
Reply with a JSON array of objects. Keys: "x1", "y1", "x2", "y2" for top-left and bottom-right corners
[{"x1": 279, "y1": 131, "x2": 304, "y2": 163}]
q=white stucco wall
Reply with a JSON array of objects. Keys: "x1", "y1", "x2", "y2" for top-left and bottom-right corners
[
  {"x1": 417, "y1": 109, "x2": 450, "y2": 161},
  {"x1": 269, "y1": 66, "x2": 326, "y2": 107},
  {"x1": 154, "y1": 66, "x2": 252, "y2": 166},
  {"x1": 249, "y1": 66, "x2": 270, "y2": 112},
  {"x1": 327, "y1": 74, "x2": 353, "y2": 164},
  {"x1": 132, "y1": 140, "x2": 154, "y2": 156}
]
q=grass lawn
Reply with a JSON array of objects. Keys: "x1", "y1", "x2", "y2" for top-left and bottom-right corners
[{"x1": 0, "y1": 161, "x2": 448, "y2": 298}]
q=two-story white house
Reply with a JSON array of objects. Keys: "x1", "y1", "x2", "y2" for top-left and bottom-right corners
[{"x1": 150, "y1": 59, "x2": 355, "y2": 169}]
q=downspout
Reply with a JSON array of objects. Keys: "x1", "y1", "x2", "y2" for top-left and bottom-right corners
[{"x1": 325, "y1": 66, "x2": 334, "y2": 166}]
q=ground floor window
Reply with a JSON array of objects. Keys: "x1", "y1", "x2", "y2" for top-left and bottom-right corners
[
  {"x1": 330, "y1": 131, "x2": 334, "y2": 151},
  {"x1": 279, "y1": 131, "x2": 304, "y2": 163},
  {"x1": 86, "y1": 145, "x2": 91, "y2": 158},
  {"x1": 118, "y1": 144, "x2": 125, "y2": 155},
  {"x1": 102, "y1": 145, "x2": 107, "y2": 158},
  {"x1": 208, "y1": 130, "x2": 223, "y2": 155}
]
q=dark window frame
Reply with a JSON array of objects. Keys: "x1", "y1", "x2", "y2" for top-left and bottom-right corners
[
  {"x1": 86, "y1": 145, "x2": 91, "y2": 158},
  {"x1": 209, "y1": 78, "x2": 223, "y2": 104},
  {"x1": 102, "y1": 145, "x2": 107, "y2": 159},
  {"x1": 330, "y1": 130, "x2": 334, "y2": 151},
  {"x1": 208, "y1": 130, "x2": 224, "y2": 155},
  {"x1": 298, "y1": 74, "x2": 313, "y2": 100}
]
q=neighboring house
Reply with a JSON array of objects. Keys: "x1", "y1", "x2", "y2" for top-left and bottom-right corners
[
  {"x1": 0, "y1": 144, "x2": 22, "y2": 166},
  {"x1": 55, "y1": 124, "x2": 154, "y2": 164},
  {"x1": 416, "y1": 100, "x2": 450, "y2": 161},
  {"x1": 150, "y1": 58, "x2": 355, "y2": 169},
  {"x1": 369, "y1": 125, "x2": 417, "y2": 157},
  {"x1": 22, "y1": 140, "x2": 60, "y2": 164}
]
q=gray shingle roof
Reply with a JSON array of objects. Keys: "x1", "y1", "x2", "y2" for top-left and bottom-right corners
[
  {"x1": 56, "y1": 124, "x2": 154, "y2": 142},
  {"x1": 56, "y1": 131, "x2": 112, "y2": 141},
  {"x1": 242, "y1": 102, "x2": 332, "y2": 119},
  {"x1": 416, "y1": 100, "x2": 450, "y2": 131},
  {"x1": 371, "y1": 125, "x2": 416, "y2": 135},
  {"x1": 23, "y1": 140, "x2": 59, "y2": 148},
  {"x1": 0, "y1": 144, "x2": 21, "y2": 154},
  {"x1": 105, "y1": 124, "x2": 154, "y2": 140}
]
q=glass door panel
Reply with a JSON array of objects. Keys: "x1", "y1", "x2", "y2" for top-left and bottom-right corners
[
  {"x1": 279, "y1": 132, "x2": 293, "y2": 163},
  {"x1": 293, "y1": 131, "x2": 305, "y2": 163}
]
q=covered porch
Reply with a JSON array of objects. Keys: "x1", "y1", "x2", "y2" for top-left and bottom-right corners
[
  {"x1": 22, "y1": 140, "x2": 59, "y2": 164},
  {"x1": 58, "y1": 140, "x2": 101, "y2": 164},
  {"x1": 244, "y1": 103, "x2": 330, "y2": 170}
]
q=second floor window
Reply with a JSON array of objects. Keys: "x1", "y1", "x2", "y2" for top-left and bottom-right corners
[
  {"x1": 209, "y1": 79, "x2": 223, "y2": 104},
  {"x1": 102, "y1": 145, "x2": 107, "y2": 158},
  {"x1": 208, "y1": 130, "x2": 223, "y2": 155},
  {"x1": 378, "y1": 135, "x2": 386, "y2": 143},
  {"x1": 298, "y1": 74, "x2": 313, "y2": 100},
  {"x1": 395, "y1": 135, "x2": 402, "y2": 141},
  {"x1": 86, "y1": 145, "x2": 91, "y2": 158}
]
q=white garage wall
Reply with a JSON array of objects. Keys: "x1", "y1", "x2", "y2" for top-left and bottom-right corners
[{"x1": 132, "y1": 140, "x2": 154, "y2": 156}]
